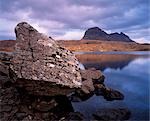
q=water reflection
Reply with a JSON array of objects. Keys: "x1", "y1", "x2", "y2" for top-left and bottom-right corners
[
  {"x1": 76, "y1": 53, "x2": 149, "y2": 71},
  {"x1": 73, "y1": 52, "x2": 150, "y2": 120}
]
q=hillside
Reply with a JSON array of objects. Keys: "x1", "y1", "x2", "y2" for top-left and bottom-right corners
[
  {"x1": 0, "y1": 39, "x2": 149, "y2": 52},
  {"x1": 0, "y1": 40, "x2": 15, "y2": 52},
  {"x1": 58, "y1": 40, "x2": 150, "y2": 52}
]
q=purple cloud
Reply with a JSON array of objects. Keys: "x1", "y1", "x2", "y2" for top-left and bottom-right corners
[{"x1": 0, "y1": 0, "x2": 149, "y2": 43}]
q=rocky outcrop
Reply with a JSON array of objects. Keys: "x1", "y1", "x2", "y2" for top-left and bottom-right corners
[
  {"x1": 0, "y1": 51, "x2": 128, "y2": 121},
  {"x1": 10, "y1": 22, "x2": 82, "y2": 96},
  {"x1": 82, "y1": 27, "x2": 109, "y2": 40},
  {"x1": 110, "y1": 32, "x2": 133, "y2": 42},
  {"x1": 80, "y1": 68, "x2": 104, "y2": 94},
  {"x1": 82, "y1": 27, "x2": 134, "y2": 42},
  {"x1": 68, "y1": 67, "x2": 124, "y2": 102},
  {"x1": 94, "y1": 84, "x2": 124, "y2": 101},
  {"x1": 0, "y1": 22, "x2": 131, "y2": 121}
]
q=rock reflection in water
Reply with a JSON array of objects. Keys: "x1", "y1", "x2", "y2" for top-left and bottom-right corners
[{"x1": 76, "y1": 53, "x2": 149, "y2": 71}]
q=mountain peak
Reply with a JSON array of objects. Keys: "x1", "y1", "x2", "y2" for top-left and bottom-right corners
[
  {"x1": 88, "y1": 27, "x2": 101, "y2": 30},
  {"x1": 82, "y1": 27, "x2": 134, "y2": 42},
  {"x1": 82, "y1": 27, "x2": 109, "y2": 40}
]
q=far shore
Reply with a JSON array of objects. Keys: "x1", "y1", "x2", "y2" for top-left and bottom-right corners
[{"x1": 0, "y1": 39, "x2": 150, "y2": 52}]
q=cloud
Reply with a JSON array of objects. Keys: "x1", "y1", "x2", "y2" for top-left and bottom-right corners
[
  {"x1": 0, "y1": 0, "x2": 149, "y2": 43},
  {"x1": 55, "y1": 29, "x2": 84, "y2": 40}
]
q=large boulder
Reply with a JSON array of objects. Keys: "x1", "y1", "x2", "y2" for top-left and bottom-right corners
[
  {"x1": 80, "y1": 68, "x2": 105, "y2": 94},
  {"x1": 10, "y1": 22, "x2": 82, "y2": 96},
  {"x1": 80, "y1": 68, "x2": 105, "y2": 83}
]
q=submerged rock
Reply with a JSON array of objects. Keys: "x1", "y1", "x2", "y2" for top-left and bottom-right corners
[
  {"x1": 93, "y1": 108, "x2": 131, "y2": 121},
  {"x1": 102, "y1": 87, "x2": 124, "y2": 101},
  {"x1": 10, "y1": 22, "x2": 82, "y2": 96},
  {"x1": 94, "y1": 83, "x2": 124, "y2": 101}
]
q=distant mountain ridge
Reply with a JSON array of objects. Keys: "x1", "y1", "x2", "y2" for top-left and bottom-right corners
[{"x1": 82, "y1": 27, "x2": 134, "y2": 42}]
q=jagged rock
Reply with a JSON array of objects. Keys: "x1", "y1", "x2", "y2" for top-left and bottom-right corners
[
  {"x1": 79, "y1": 68, "x2": 104, "y2": 94},
  {"x1": 82, "y1": 27, "x2": 134, "y2": 42},
  {"x1": 68, "y1": 68, "x2": 104, "y2": 102},
  {"x1": 110, "y1": 32, "x2": 133, "y2": 42},
  {"x1": 102, "y1": 87, "x2": 124, "y2": 101},
  {"x1": 81, "y1": 79, "x2": 94, "y2": 94},
  {"x1": 93, "y1": 108, "x2": 131, "y2": 121},
  {"x1": 10, "y1": 22, "x2": 82, "y2": 96},
  {"x1": 80, "y1": 68, "x2": 105, "y2": 84},
  {"x1": 94, "y1": 84, "x2": 124, "y2": 101},
  {"x1": 94, "y1": 83, "x2": 106, "y2": 96},
  {"x1": 82, "y1": 27, "x2": 109, "y2": 40}
]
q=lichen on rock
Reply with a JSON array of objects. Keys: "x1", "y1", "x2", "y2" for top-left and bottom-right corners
[{"x1": 10, "y1": 22, "x2": 82, "y2": 95}]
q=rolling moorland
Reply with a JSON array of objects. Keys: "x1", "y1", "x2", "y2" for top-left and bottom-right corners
[
  {"x1": 0, "y1": 27, "x2": 150, "y2": 52},
  {"x1": 0, "y1": 27, "x2": 149, "y2": 52},
  {"x1": 58, "y1": 27, "x2": 150, "y2": 52}
]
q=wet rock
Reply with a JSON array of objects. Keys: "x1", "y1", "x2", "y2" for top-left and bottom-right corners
[
  {"x1": 93, "y1": 108, "x2": 131, "y2": 121},
  {"x1": 68, "y1": 77, "x2": 95, "y2": 102},
  {"x1": 80, "y1": 68, "x2": 105, "y2": 84},
  {"x1": 94, "y1": 83, "x2": 124, "y2": 101},
  {"x1": 10, "y1": 22, "x2": 82, "y2": 96},
  {"x1": 69, "y1": 68, "x2": 104, "y2": 101},
  {"x1": 94, "y1": 83, "x2": 106, "y2": 96},
  {"x1": 102, "y1": 87, "x2": 124, "y2": 101},
  {"x1": 79, "y1": 68, "x2": 104, "y2": 94},
  {"x1": 81, "y1": 79, "x2": 95, "y2": 94}
]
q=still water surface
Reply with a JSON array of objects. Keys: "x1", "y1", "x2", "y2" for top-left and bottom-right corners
[{"x1": 73, "y1": 51, "x2": 150, "y2": 120}]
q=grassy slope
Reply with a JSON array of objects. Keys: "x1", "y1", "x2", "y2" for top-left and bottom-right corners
[
  {"x1": 0, "y1": 40, "x2": 149, "y2": 52},
  {"x1": 57, "y1": 40, "x2": 150, "y2": 52}
]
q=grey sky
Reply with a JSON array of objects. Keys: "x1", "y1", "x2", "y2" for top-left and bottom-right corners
[{"x1": 0, "y1": 0, "x2": 149, "y2": 43}]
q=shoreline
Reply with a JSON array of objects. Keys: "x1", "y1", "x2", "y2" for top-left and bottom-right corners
[{"x1": 0, "y1": 40, "x2": 150, "y2": 52}]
